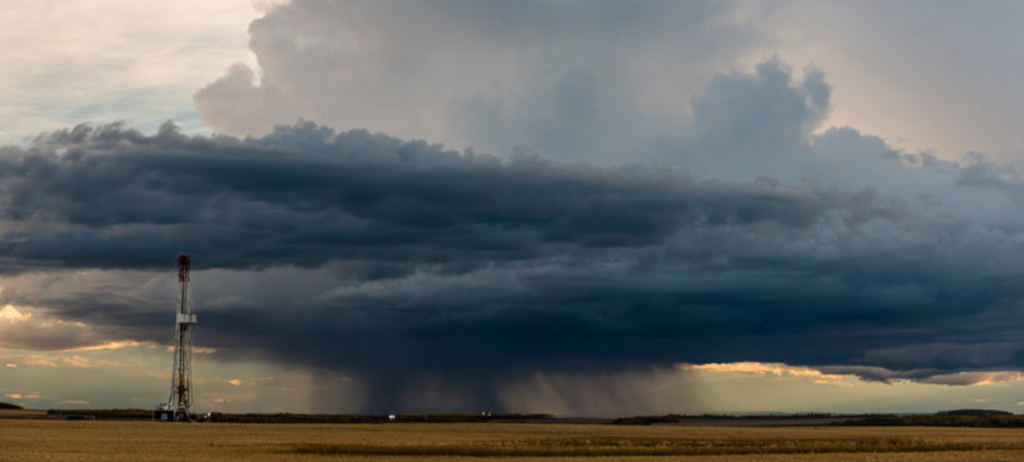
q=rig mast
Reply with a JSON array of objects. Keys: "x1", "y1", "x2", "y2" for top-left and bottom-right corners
[{"x1": 168, "y1": 253, "x2": 197, "y2": 421}]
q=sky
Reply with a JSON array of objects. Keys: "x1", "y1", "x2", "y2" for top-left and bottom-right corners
[{"x1": 5, "y1": 0, "x2": 1024, "y2": 416}]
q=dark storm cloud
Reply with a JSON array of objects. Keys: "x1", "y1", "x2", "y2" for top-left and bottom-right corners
[
  {"x1": 0, "y1": 120, "x2": 889, "y2": 273},
  {"x1": 0, "y1": 115, "x2": 1014, "y2": 411},
  {"x1": 8, "y1": 56, "x2": 1024, "y2": 413},
  {"x1": 0, "y1": 115, "x2": 907, "y2": 411}
]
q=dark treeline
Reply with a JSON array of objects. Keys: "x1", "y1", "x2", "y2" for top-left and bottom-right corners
[
  {"x1": 38, "y1": 408, "x2": 1024, "y2": 427},
  {"x1": 217, "y1": 413, "x2": 554, "y2": 424},
  {"x1": 840, "y1": 410, "x2": 1024, "y2": 428},
  {"x1": 613, "y1": 413, "x2": 839, "y2": 425},
  {"x1": 44, "y1": 409, "x2": 554, "y2": 423}
]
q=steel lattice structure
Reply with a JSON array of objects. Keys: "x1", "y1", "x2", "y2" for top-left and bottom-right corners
[{"x1": 168, "y1": 253, "x2": 197, "y2": 421}]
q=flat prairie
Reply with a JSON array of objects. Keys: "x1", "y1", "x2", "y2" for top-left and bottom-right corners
[{"x1": 3, "y1": 420, "x2": 1024, "y2": 461}]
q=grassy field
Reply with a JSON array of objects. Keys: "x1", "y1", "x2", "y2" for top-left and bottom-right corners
[{"x1": 4, "y1": 420, "x2": 1024, "y2": 461}]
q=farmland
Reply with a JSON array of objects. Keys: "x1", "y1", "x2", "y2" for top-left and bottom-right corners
[{"x1": 4, "y1": 419, "x2": 1024, "y2": 461}]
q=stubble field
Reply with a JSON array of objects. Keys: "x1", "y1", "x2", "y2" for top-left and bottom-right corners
[{"x1": 4, "y1": 419, "x2": 1024, "y2": 461}]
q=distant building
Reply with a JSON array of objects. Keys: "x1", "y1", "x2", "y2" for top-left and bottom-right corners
[{"x1": 153, "y1": 409, "x2": 174, "y2": 422}]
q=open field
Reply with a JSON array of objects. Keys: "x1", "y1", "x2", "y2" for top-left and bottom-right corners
[{"x1": 4, "y1": 420, "x2": 1024, "y2": 461}]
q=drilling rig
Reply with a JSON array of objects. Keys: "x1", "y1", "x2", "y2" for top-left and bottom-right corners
[{"x1": 157, "y1": 253, "x2": 197, "y2": 422}]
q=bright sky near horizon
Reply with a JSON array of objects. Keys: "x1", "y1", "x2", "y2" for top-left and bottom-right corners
[{"x1": 6, "y1": 0, "x2": 1024, "y2": 416}]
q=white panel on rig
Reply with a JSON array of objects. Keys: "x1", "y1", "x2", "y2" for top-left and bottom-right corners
[{"x1": 162, "y1": 253, "x2": 197, "y2": 422}]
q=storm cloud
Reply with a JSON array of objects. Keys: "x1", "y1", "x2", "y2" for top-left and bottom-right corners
[
  {"x1": 0, "y1": 119, "x2": 878, "y2": 273},
  {"x1": 7, "y1": 0, "x2": 1024, "y2": 414},
  {"x1": 4, "y1": 89, "x2": 1024, "y2": 411}
]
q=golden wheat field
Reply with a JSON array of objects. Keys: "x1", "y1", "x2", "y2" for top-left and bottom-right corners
[{"x1": 4, "y1": 420, "x2": 1024, "y2": 461}]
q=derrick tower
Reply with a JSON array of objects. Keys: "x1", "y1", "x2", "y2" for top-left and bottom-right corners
[{"x1": 168, "y1": 253, "x2": 197, "y2": 421}]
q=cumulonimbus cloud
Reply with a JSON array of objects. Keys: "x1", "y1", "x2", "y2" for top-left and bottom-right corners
[
  {"x1": 2, "y1": 108, "x2": 1024, "y2": 412},
  {"x1": 11, "y1": 3, "x2": 1024, "y2": 411}
]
